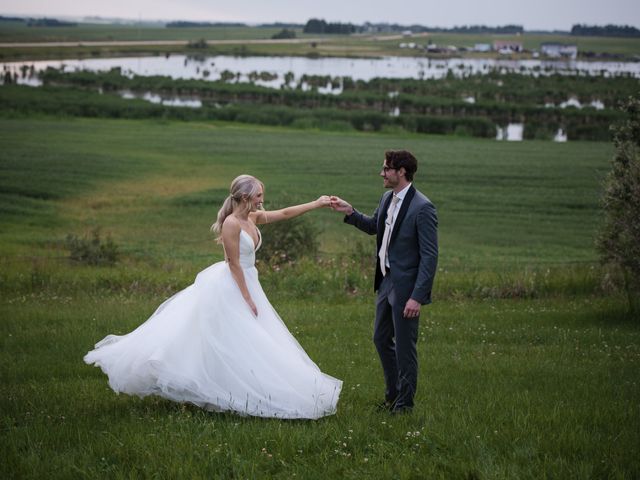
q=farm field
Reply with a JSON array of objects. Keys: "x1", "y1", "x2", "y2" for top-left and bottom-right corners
[
  {"x1": 1, "y1": 21, "x2": 639, "y2": 60},
  {"x1": 1, "y1": 116, "x2": 638, "y2": 478},
  {"x1": 0, "y1": 22, "x2": 288, "y2": 43}
]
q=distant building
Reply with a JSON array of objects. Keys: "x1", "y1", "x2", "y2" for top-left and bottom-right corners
[
  {"x1": 474, "y1": 43, "x2": 492, "y2": 52},
  {"x1": 493, "y1": 40, "x2": 523, "y2": 53},
  {"x1": 541, "y1": 43, "x2": 578, "y2": 59}
]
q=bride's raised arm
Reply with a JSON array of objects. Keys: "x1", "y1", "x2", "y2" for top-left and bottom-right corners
[{"x1": 250, "y1": 195, "x2": 331, "y2": 225}]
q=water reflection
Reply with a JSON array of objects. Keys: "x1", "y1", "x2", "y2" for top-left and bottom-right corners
[
  {"x1": 2, "y1": 54, "x2": 639, "y2": 90},
  {"x1": 554, "y1": 128, "x2": 568, "y2": 142},
  {"x1": 3, "y1": 55, "x2": 635, "y2": 143},
  {"x1": 119, "y1": 90, "x2": 202, "y2": 108}
]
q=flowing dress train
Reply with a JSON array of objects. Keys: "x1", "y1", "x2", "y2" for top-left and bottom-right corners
[{"x1": 84, "y1": 229, "x2": 342, "y2": 419}]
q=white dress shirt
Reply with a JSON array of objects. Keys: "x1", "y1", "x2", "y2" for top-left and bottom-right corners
[{"x1": 383, "y1": 183, "x2": 411, "y2": 269}]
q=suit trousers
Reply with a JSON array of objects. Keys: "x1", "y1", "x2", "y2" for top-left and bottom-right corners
[{"x1": 374, "y1": 273, "x2": 420, "y2": 408}]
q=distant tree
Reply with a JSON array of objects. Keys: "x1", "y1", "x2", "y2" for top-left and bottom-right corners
[
  {"x1": 303, "y1": 18, "x2": 357, "y2": 35},
  {"x1": 0, "y1": 15, "x2": 26, "y2": 23},
  {"x1": 450, "y1": 24, "x2": 523, "y2": 34},
  {"x1": 571, "y1": 24, "x2": 640, "y2": 37},
  {"x1": 597, "y1": 96, "x2": 640, "y2": 314},
  {"x1": 304, "y1": 18, "x2": 326, "y2": 34},
  {"x1": 26, "y1": 18, "x2": 76, "y2": 27}
]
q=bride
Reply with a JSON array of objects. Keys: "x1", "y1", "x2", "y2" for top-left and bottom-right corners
[{"x1": 84, "y1": 175, "x2": 342, "y2": 419}]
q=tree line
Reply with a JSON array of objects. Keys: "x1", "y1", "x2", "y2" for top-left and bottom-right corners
[
  {"x1": 0, "y1": 16, "x2": 77, "y2": 27},
  {"x1": 303, "y1": 19, "x2": 358, "y2": 35},
  {"x1": 303, "y1": 19, "x2": 524, "y2": 34},
  {"x1": 571, "y1": 24, "x2": 640, "y2": 37}
]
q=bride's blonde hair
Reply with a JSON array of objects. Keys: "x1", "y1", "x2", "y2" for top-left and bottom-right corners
[{"x1": 211, "y1": 175, "x2": 264, "y2": 241}]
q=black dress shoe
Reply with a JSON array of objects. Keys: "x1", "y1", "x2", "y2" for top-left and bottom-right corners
[
  {"x1": 390, "y1": 405, "x2": 413, "y2": 415},
  {"x1": 375, "y1": 399, "x2": 397, "y2": 412}
]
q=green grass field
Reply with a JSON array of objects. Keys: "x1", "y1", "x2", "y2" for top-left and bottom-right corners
[
  {"x1": 0, "y1": 117, "x2": 612, "y2": 267},
  {"x1": 1, "y1": 116, "x2": 638, "y2": 478}
]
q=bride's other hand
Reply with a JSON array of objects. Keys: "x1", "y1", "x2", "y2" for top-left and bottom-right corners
[{"x1": 246, "y1": 297, "x2": 258, "y2": 317}]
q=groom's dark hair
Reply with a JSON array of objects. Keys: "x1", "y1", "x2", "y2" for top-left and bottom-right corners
[{"x1": 385, "y1": 150, "x2": 418, "y2": 181}]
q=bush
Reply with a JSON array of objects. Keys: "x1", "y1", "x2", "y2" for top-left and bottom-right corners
[
  {"x1": 65, "y1": 228, "x2": 119, "y2": 266},
  {"x1": 256, "y1": 208, "x2": 319, "y2": 267}
]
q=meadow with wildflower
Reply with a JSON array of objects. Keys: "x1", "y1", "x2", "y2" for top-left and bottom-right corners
[{"x1": 1, "y1": 117, "x2": 638, "y2": 478}]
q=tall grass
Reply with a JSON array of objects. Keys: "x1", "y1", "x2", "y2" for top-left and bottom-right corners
[{"x1": 1, "y1": 293, "x2": 638, "y2": 478}]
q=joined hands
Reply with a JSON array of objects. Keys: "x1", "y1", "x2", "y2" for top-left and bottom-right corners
[
  {"x1": 315, "y1": 195, "x2": 354, "y2": 215},
  {"x1": 329, "y1": 196, "x2": 354, "y2": 215}
]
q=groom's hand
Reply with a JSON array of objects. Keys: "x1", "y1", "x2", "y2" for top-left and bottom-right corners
[
  {"x1": 403, "y1": 299, "x2": 421, "y2": 318},
  {"x1": 330, "y1": 196, "x2": 354, "y2": 215}
]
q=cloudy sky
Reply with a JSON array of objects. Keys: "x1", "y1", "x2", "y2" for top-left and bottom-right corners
[{"x1": 2, "y1": 0, "x2": 639, "y2": 31}]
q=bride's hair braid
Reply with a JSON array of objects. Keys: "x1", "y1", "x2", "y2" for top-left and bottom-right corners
[{"x1": 211, "y1": 175, "x2": 264, "y2": 242}]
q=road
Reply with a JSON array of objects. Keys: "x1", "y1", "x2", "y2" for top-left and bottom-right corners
[{"x1": 0, "y1": 33, "x2": 430, "y2": 48}]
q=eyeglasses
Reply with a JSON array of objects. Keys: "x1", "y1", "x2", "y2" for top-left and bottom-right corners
[{"x1": 381, "y1": 166, "x2": 396, "y2": 173}]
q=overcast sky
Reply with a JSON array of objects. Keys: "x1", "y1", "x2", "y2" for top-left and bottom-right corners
[{"x1": 2, "y1": 0, "x2": 639, "y2": 31}]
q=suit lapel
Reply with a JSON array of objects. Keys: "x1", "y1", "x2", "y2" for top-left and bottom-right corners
[{"x1": 389, "y1": 185, "x2": 415, "y2": 245}]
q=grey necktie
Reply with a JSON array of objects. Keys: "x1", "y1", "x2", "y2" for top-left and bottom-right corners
[{"x1": 379, "y1": 194, "x2": 400, "y2": 276}]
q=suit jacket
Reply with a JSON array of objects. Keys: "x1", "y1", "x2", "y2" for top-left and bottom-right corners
[{"x1": 344, "y1": 185, "x2": 438, "y2": 305}]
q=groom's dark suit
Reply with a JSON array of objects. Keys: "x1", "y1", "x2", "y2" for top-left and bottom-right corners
[{"x1": 345, "y1": 184, "x2": 438, "y2": 409}]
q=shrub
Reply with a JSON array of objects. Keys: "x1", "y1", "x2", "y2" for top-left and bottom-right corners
[
  {"x1": 596, "y1": 96, "x2": 640, "y2": 313},
  {"x1": 65, "y1": 228, "x2": 119, "y2": 266},
  {"x1": 256, "y1": 203, "x2": 319, "y2": 266}
]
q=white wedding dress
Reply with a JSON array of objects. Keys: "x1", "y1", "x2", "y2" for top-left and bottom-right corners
[{"x1": 84, "y1": 229, "x2": 342, "y2": 419}]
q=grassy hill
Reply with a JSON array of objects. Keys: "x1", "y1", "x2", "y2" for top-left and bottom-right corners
[
  {"x1": 0, "y1": 117, "x2": 612, "y2": 268},
  {"x1": 1, "y1": 116, "x2": 638, "y2": 478}
]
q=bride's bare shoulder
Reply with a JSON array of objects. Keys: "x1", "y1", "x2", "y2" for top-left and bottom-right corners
[{"x1": 222, "y1": 215, "x2": 241, "y2": 235}]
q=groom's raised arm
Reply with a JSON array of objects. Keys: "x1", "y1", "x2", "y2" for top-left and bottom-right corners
[{"x1": 330, "y1": 196, "x2": 378, "y2": 235}]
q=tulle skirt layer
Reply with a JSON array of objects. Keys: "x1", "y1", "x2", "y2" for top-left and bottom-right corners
[{"x1": 84, "y1": 262, "x2": 342, "y2": 419}]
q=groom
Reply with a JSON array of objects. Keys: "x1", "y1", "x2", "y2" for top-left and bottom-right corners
[{"x1": 331, "y1": 150, "x2": 438, "y2": 413}]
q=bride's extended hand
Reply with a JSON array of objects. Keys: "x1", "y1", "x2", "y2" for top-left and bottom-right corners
[{"x1": 315, "y1": 195, "x2": 332, "y2": 208}]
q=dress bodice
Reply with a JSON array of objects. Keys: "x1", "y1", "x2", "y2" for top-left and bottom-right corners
[{"x1": 238, "y1": 228, "x2": 261, "y2": 269}]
